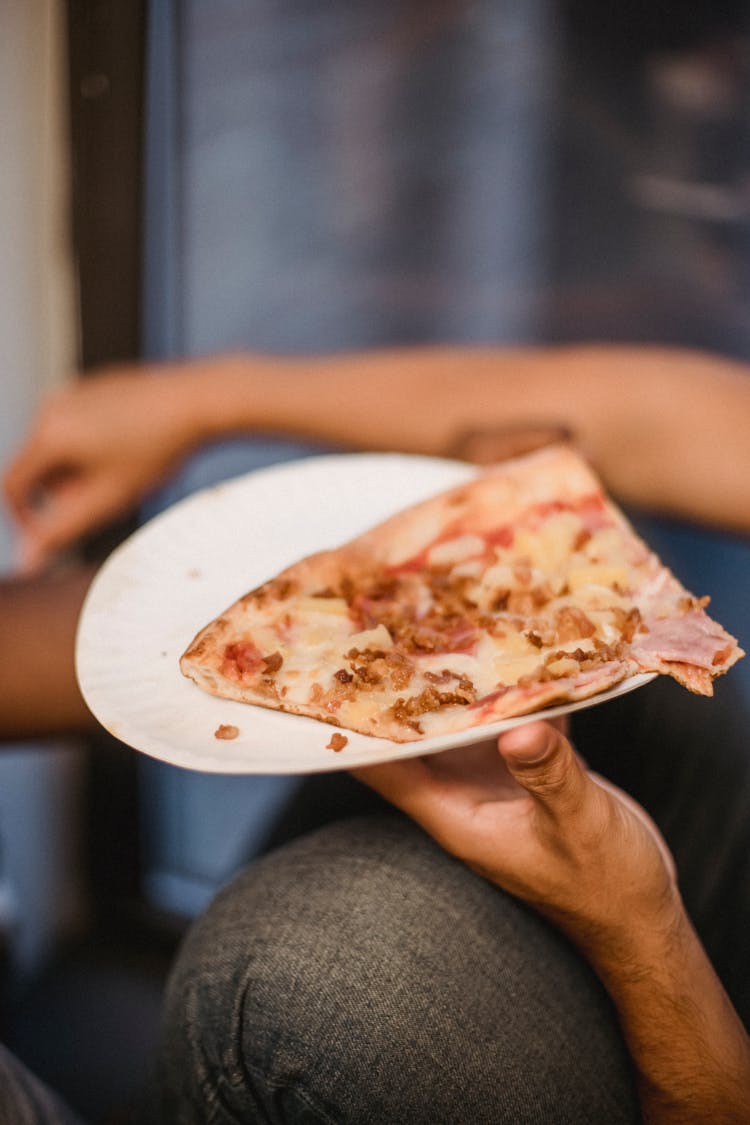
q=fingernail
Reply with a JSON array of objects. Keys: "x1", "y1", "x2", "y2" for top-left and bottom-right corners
[{"x1": 499, "y1": 721, "x2": 554, "y2": 764}]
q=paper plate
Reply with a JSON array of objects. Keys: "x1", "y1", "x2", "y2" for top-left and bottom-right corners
[{"x1": 76, "y1": 453, "x2": 656, "y2": 774}]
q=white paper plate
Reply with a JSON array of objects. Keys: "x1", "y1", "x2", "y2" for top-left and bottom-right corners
[{"x1": 76, "y1": 453, "x2": 656, "y2": 774}]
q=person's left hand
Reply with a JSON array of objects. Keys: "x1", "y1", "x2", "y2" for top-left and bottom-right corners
[{"x1": 353, "y1": 720, "x2": 678, "y2": 962}]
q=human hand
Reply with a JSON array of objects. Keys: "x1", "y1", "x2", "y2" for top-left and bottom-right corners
[
  {"x1": 354, "y1": 721, "x2": 679, "y2": 965},
  {"x1": 3, "y1": 364, "x2": 209, "y2": 569}
]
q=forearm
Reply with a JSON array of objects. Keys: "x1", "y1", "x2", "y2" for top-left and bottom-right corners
[
  {"x1": 194, "y1": 344, "x2": 750, "y2": 533},
  {"x1": 582, "y1": 903, "x2": 750, "y2": 1123},
  {"x1": 0, "y1": 567, "x2": 97, "y2": 740}
]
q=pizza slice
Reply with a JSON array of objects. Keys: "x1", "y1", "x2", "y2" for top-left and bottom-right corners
[{"x1": 180, "y1": 446, "x2": 744, "y2": 743}]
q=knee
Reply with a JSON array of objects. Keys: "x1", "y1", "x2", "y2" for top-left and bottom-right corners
[{"x1": 157, "y1": 814, "x2": 638, "y2": 1123}]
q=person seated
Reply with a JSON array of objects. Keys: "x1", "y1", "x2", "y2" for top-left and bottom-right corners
[{"x1": 1, "y1": 342, "x2": 749, "y2": 1121}]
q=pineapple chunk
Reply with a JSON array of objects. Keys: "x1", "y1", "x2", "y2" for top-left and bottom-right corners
[
  {"x1": 346, "y1": 623, "x2": 393, "y2": 652},
  {"x1": 567, "y1": 565, "x2": 630, "y2": 593},
  {"x1": 516, "y1": 512, "x2": 583, "y2": 573},
  {"x1": 295, "y1": 596, "x2": 349, "y2": 616},
  {"x1": 428, "y1": 534, "x2": 485, "y2": 567},
  {"x1": 491, "y1": 653, "x2": 544, "y2": 686}
]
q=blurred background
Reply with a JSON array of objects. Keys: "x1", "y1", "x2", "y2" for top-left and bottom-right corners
[{"x1": 0, "y1": 1, "x2": 748, "y2": 1120}]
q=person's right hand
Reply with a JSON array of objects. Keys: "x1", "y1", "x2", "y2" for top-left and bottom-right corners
[
  {"x1": 354, "y1": 720, "x2": 679, "y2": 963},
  {"x1": 3, "y1": 365, "x2": 207, "y2": 569}
]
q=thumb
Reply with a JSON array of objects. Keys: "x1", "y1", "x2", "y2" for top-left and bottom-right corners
[{"x1": 497, "y1": 720, "x2": 587, "y2": 815}]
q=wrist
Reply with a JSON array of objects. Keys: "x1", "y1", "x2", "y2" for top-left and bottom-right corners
[{"x1": 578, "y1": 890, "x2": 689, "y2": 992}]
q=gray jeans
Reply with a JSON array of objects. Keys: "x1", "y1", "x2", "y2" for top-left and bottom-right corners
[
  {"x1": 0, "y1": 1043, "x2": 84, "y2": 1125},
  {"x1": 154, "y1": 678, "x2": 750, "y2": 1123}
]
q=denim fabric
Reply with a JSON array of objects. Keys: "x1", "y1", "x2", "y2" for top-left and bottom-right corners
[
  {"x1": 153, "y1": 672, "x2": 750, "y2": 1123},
  {"x1": 156, "y1": 814, "x2": 638, "y2": 1124},
  {"x1": 0, "y1": 1042, "x2": 84, "y2": 1125}
]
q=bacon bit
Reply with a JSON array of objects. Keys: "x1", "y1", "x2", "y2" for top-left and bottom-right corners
[
  {"x1": 346, "y1": 647, "x2": 386, "y2": 663},
  {"x1": 214, "y1": 724, "x2": 239, "y2": 741},
  {"x1": 491, "y1": 589, "x2": 510, "y2": 611},
  {"x1": 679, "y1": 594, "x2": 711, "y2": 612},
  {"x1": 391, "y1": 680, "x2": 476, "y2": 722},
  {"x1": 385, "y1": 650, "x2": 414, "y2": 690},
  {"x1": 573, "y1": 528, "x2": 592, "y2": 551},
  {"x1": 593, "y1": 640, "x2": 628, "y2": 662},
  {"x1": 526, "y1": 631, "x2": 544, "y2": 648},
  {"x1": 334, "y1": 668, "x2": 353, "y2": 683},
  {"x1": 327, "y1": 675, "x2": 357, "y2": 704},
  {"x1": 555, "y1": 606, "x2": 596, "y2": 643},
  {"x1": 327, "y1": 732, "x2": 348, "y2": 752},
  {"x1": 352, "y1": 663, "x2": 384, "y2": 687},
  {"x1": 262, "y1": 651, "x2": 284, "y2": 673},
  {"x1": 424, "y1": 669, "x2": 456, "y2": 683},
  {"x1": 611, "y1": 607, "x2": 641, "y2": 644}
]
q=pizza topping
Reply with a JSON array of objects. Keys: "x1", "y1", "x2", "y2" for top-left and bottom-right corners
[
  {"x1": 221, "y1": 640, "x2": 264, "y2": 678},
  {"x1": 214, "y1": 724, "x2": 240, "y2": 740},
  {"x1": 555, "y1": 606, "x2": 597, "y2": 643},
  {"x1": 391, "y1": 679, "x2": 476, "y2": 723},
  {"x1": 632, "y1": 607, "x2": 738, "y2": 677},
  {"x1": 327, "y1": 732, "x2": 348, "y2": 751},
  {"x1": 262, "y1": 651, "x2": 284, "y2": 673},
  {"x1": 427, "y1": 534, "x2": 486, "y2": 568},
  {"x1": 611, "y1": 606, "x2": 643, "y2": 643}
]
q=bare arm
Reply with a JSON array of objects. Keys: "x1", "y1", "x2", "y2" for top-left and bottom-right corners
[
  {"x1": 355, "y1": 723, "x2": 750, "y2": 1123},
  {"x1": 0, "y1": 567, "x2": 97, "y2": 739},
  {"x1": 4, "y1": 344, "x2": 749, "y2": 566},
  {"x1": 206, "y1": 345, "x2": 749, "y2": 534}
]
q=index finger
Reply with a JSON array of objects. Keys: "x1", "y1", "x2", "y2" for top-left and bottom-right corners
[{"x1": 2, "y1": 431, "x2": 61, "y2": 519}]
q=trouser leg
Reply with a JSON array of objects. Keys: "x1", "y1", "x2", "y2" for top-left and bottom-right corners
[
  {"x1": 155, "y1": 812, "x2": 638, "y2": 1125},
  {"x1": 155, "y1": 675, "x2": 750, "y2": 1122},
  {"x1": 0, "y1": 1042, "x2": 85, "y2": 1125}
]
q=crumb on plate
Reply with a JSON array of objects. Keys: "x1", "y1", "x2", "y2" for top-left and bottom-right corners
[{"x1": 215, "y1": 724, "x2": 240, "y2": 740}]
